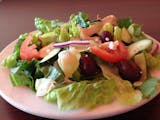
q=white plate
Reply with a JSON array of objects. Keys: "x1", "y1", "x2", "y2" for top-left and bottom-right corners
[{"x1": 0, "y1": 35, "x2": 160, "y2": 120}]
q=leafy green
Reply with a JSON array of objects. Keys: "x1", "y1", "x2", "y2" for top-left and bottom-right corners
[
  {"x1": 31, "y1": 32, "x2": 42, "y2": 49},
  {"x1": 34, "y1": 17, "x2": 62, "y2": 33},
  {"x1": 139, "y1": 77, "x2": 159, "y2": 98},
  {"x1": 1, "y1": 33, "x2": 30, "y2": 68},
  {"x1": 68, "y1": 23, "x2": 80, "y2": 38},
  {"x1": 35, "y1": 64, "x2": 50, "y2": 79},
  {"x1": 11, "y1": 59, "x2": 37, "y2": 75},
  {"x1": 144, "y1": 52, "x2": 160, "y2": 70},
  {"x1": 1, "y1": 54, "x2": 17, "y2": 68},
  {"x1": 47, "y1": 66, "x2": 64, "y2": 83},
  {"x1": 115, "y1": 80, "x2": 142, "y2": 105},
  {"x1": 118, "y1": 17, "x2": 133, "y2": 28},
  {"x1": 14, "y1": 33, "x2": 29, "y2": 58},
  {"x1": 70, "y1": 12, "x2": 90, "y2": 28},
  {"x1": 10, "y1": 71, "x2": 35, "y2": 90},
  {"x1": 9, "y1": 59, "x2": 39, "y2": 91},
  {"x1": 45, "y1": 79, "x2": 116, "y2": 111},
  {"x1": 9, "y1": 58, "x2": 64, "y2": 91},
  {"x1": 39, "y1": 32, "x2": 58, "y2": 46},
  {"x1": 59, "y1": 24, "x2": 70, "y2": 42},
  {"x1": 128, "y1": 23, "x2": 147, "y2": 42},
  {"x1": 98, "y1": 61, "x2": 142, "y2": 105}
]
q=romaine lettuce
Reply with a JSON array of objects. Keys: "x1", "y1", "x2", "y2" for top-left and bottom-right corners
[
  {"x1": 144, "y1": 52, "x2": 160, "y2": 70},
  {"x1": 118, "y1": 17, "x2": 133, "y2": 28},
  {"x1": 45, "y1": 79, "x2": 116, "y2": 111},
  {"x1": 10, "y1": 71, "x2": 35, "y2": 90},
  {"x1": 98, "y1": 61, "x2": 142, "y2": 105},
  {"x1": 139, "y1": 77, "x2": 159, "y2": 98},
  {"x1": 69, "y1": 12, "x2": 89, "y2": 28},
  {"x1": 1, "y1": 54, "x2": 17, "y2": 68},
  {"x1": 1, "y1": 33, "x2": 28, "y2": 68},
  {"x1": 34, "y1": 17, "x2": 62, "y2": 33}
]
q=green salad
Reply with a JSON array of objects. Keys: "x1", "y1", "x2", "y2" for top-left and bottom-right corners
[{"x1": 2, "y1": 12, "x2": 160, "y2": 111}]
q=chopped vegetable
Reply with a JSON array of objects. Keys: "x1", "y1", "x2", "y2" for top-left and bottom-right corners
[
  {"x1": 118, "y1": 17, "x2": 133, "y2": 28},
  {"x1": 53, "y1": 40, "x2": 90, "y2": 48},
  {"x1": 90, "y1": 41, "x2": 128, "y2": 62},
  {"x1": 139, "y1": 77, "x2": 159, "y2": 98},
  {"x1": 20, "y1": 36, "x2": 40, "y2": 60}
]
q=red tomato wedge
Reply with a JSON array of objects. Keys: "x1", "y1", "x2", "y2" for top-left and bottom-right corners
[
  {"x1": 90, "y1": 41, "x2": 128, "y2": 63},
  {"x1": 20, "y1": 35, "x2": 40, "y2": 60}
]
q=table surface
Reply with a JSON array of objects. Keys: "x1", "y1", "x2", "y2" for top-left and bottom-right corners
[{"x1": 0, "y1": 0, "x2": 160, "y2": 120}]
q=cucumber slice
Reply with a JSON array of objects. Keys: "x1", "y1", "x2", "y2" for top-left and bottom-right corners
[
  {"x1": 128, "y1": 39, "x2": 152, "y2": 58},
  {"x1": 40, "y1": 48, "x2": 61, "y2": 63}
]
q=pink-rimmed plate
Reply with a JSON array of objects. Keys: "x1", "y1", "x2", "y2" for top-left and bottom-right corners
[{"x1": 0, "y1": 35, "x2": 160, "y2": 120}]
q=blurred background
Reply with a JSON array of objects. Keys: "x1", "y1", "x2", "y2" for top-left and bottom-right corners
[{"x1": 0, "y1": 0, "x2": 160, "y2": 51}]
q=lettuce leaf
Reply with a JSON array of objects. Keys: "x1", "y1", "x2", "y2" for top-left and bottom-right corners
[
  {"x1": 69, "y1": 12, "x2": 89, "y2": 28},
  {"x1": 118, "y1": 17, "x2": 133, "y2": 28},
  {"x1": 1, "y1": 33, "x2": 29, "y2": 68},
  {"x1": 34, "y1": 17, "x2": 62, "y2": 33},
  {"x1": 9, "y1": 59, "x2": 39, "y2": 91},
  {"x1": 45, "y1": 79, "x2": 116, "y2": 111},
  {"x1": 144, "y1": 52, "x2": 160, "y2": 70},
  {"x1": 58, "y1": 24, "x2": 70, "y2": 42},
  {"x1": 68, "y1": 23, "x2": 80, "y2": 38},
  {"x1": 14, "y1": 33, "x2": 29, "y2": 58},
  {"x1": 128, "y1": 24, "x2": 146, "y2": 41},
  {"x1": 98, "y1": 61, "x2": 142, "y2": 105},
  {"x1": 9, "y1": 71, "x2": 35, "y2": 90},
  {"x1": 139, "y1": 77, "x2": 159, "y2": 98},
  {"x1": 1, "y1": 54, "x2": 17, "y2": 68}
]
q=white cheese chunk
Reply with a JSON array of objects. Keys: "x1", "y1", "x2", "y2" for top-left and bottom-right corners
[
  {"x1": 108, "y1": 41, "x2": 119, "y2": 50},
  {"x1": 35, "y1": 78, "x2": 56, "y2": 97}
]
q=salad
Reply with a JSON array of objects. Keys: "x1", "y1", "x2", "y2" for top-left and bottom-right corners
[{"x1": 1, "y1": 12, "x2": 160, "y2": 111}]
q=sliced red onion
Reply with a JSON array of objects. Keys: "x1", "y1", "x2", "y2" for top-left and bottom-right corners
[{"x1": 53, "y1": 40, "x2": 90, "y2": 48}]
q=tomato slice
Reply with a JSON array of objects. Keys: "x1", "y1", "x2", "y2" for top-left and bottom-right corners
[
  {"x1": 90, "y1": 41, "x2": 128, "y2": 62},
  {"x1": 20, "y1": 35, "x2": 40, "y2": 60}
]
